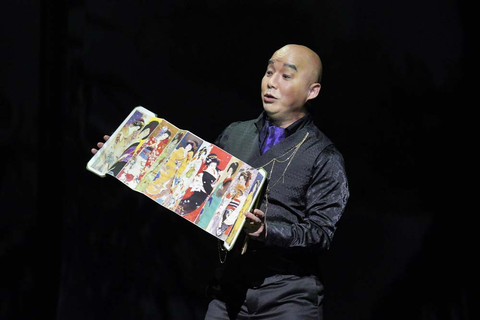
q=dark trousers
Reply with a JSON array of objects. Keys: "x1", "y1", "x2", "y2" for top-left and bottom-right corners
[{"x1": 204, "y1": 275, "x2": 324, "y2": 320}]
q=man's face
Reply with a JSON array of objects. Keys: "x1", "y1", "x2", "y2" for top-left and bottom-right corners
[{"x1": 261, "y1": 46, "x2": 319, "y2": 126}]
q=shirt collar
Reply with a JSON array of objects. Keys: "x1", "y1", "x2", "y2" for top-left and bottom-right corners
[{"x1": 254, "y1": 111, "x2": 313, "y2": 137}]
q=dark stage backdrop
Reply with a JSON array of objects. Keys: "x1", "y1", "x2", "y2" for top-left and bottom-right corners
[{"x1": 1, "y1": 1, "x2": 472, "y2": 320}]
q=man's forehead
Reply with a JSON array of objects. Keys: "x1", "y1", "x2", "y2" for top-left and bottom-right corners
[
  {"x1": 268, "y1": 59, "x2": 298, "y2": 71},
  {"x1": 268, "y1": 45, "x2": 322, "y2": 82},
  {"x1": 269, "y1": 49, "x2": 307, "y2": 70}
]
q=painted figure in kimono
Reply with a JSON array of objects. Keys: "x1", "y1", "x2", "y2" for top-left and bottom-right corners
[
  {"x1": 145, "y1": 139, "x2": 198, "y2": 202},
  {"x1": 108, "y1": 119, "x2": 159, "y2": 176},
  {"x1": 209, "y1": 170, "x2": 251, "y2": 236},
  {"x1": 134, "y1": 131, "x2": 184, "y2": 193},
  {"x1": 113, "y1": 117, "x2": 145, "y2": 158},
  {"x1": 215, "y1": 184, "x2": 245, "y2": 236},
  {"x1": 196, "y1": 161, "x2": 239, "y2": 229},
  {"x1": 90, "y1": 116, "x2": 145, "y2": 174},
  {"x1": 117, "y1": 127, "x2": 173, "y2": 187},
  {"x1": 224, "y1": 178, "x2": 262, "y2": 246},
  {"x1": 176, "y1": 153, "x2": 221, "y2": 215},
  {"x1": 137, "y1": 127, "x2": 172, "y2": 182},
  {"x1": 163, "y1": 145, "x2": 210, "y2": 210}
]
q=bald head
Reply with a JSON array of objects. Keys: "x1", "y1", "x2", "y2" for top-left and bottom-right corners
[
  {"x1": 261, "y1": 44, "x2": 323, "y2": 127},
  {"x1": 272, "y1": 44, "x2": 323, "y2": 83}
]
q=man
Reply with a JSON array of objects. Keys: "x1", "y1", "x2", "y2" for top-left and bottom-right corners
[
  {"x1": 91, "y1": 44, "x2": 349, "y2": 319},
  {"x1": 202, "y1": 44, "x2": 349, "y2": 320}
]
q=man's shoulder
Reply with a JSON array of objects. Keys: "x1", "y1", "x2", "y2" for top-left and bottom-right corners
[
  {"x1": 304, "y1": 124, "x2": 346, "y2": 166},
  {"x1": 304, "y1": 122, "x2": 332, "y2": 148},
  {"x1": 217, "y1": 118, "x2": 258, "y2": 140},
  {"x1": 214, "y1": 118, "x2": 259, "y2": 150},
  {"x1": 223, "y1": 118, "x2": 258, "y2": 132}
]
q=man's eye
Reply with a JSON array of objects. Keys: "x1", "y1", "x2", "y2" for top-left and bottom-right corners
[
  {"x1": 283, "y1": 74, "x2": 292, "y2": 79},
  {"x1": 266, "y1": 70, "x2": 273, "y2": 76}
]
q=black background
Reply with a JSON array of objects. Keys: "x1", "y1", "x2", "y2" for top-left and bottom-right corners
[{"x1": 1, "y1": 1, "x2": 472, "y2": 319}]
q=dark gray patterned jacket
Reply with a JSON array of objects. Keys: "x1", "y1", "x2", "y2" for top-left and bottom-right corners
[{"x1": 213, "y1": 111, "x2": 349, "y2": 286}]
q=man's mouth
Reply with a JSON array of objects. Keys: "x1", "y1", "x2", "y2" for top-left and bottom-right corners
[{"x1": 263, "y1": 93, "x2": 277, "y2": 103}]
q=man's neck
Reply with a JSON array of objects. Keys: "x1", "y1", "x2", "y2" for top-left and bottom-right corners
[{"x1": 269, "y1": 111, "x2": 307, "y2": 128}]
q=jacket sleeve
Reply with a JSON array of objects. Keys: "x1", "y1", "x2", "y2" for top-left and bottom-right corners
[{"x1": 264, "y1": 145, "x2": 350, "y2": 253}]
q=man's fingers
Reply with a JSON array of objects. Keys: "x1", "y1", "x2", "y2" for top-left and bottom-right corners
[
  {"x1": 252, "y1": 209, "x2": 265, "y2": 219},
  {"x1": 90, "y1": 135, "x2": 110, "y2": 155},
  {"x1": 245, "y1": 212, "x2": 261, "y2": 224}
]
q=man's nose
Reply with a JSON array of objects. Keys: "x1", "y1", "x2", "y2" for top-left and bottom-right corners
[{"x1": 267, "y1": 74, "x2": 278, "y2": 89}]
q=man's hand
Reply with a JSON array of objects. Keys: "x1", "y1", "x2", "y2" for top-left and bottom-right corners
[
  {"x1": 91, "y1": 135, "x2": 110, "y2": 154},
  {"x1": 243, "y1": 209, "x2": 266, "y2": 241}
]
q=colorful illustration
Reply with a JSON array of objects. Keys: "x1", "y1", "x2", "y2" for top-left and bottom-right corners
[
  {"x1": 88, "y1": 108, "x2": 154, "y2": 176},
  {"x1": 173, "y1": 146, "x2": 233, "y2": 222},
  {"x1": 117, "y1": 121, "x2": 180, "y2": 189},
  {"x1": 224, "y1": 173, "x2": 264, "y2": 246},
  {"x1": 134, "y1": 130, "x2": 185, "y2": 193},
  {"x1": 108, "y1": 118, "x2": 160, "y2": 177},
  {"x1": 205, "y1": 164, "x2": 254, "y2": 237},
  {"x1": 86, "y1": 106, "x2": 266, "y2": 251},
  {"x1": 144, "y1": 132, "x2": 202, "y2": 205},
  {"x1": 195, "y1": 159, "x2": 242, "y2": 229},
  {"x1": 162, "y1": 141, "x2": 213, "y2": 212}
]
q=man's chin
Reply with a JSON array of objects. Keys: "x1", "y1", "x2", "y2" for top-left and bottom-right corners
[
  {"x1": 263, "y1": 108, "x2": 284, "y2": 124},
  {"x1": 262, "y1": 102, "x2": 280, "y2": 115}
]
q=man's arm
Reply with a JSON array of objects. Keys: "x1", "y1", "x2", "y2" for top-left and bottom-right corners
[{"x1": 256, "y1": 145, "x2": 349, "y2": 253}]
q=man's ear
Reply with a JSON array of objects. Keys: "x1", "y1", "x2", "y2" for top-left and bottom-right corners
[{"x1": 307, "y1": 83, "x2": 321, "y2": 101}]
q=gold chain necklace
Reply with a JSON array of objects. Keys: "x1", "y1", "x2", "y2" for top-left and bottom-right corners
[{"x1": 257, "y1": 132, "x2": 309, "y2": 194}]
